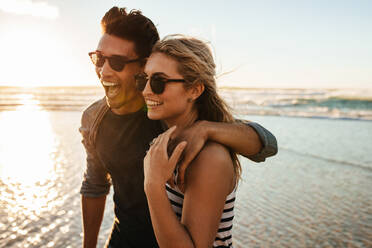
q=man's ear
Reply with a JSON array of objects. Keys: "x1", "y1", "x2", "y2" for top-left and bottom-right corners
[{"x1": 189, "y1": 82, "x2": 205, "y2": 101}]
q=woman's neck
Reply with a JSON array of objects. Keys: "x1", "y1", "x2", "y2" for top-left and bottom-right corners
[{"x1": 164, "y1": 107, "x2": 198, "y2": 134}]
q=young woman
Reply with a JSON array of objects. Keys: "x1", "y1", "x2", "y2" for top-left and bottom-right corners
[{"x1": 135, "y1": 35, "x2": 241, "y2": 248}]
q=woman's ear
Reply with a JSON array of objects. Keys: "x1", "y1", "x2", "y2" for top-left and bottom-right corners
[{"x1": 188, "y1": 82, "x2": 205, "y2": 101}]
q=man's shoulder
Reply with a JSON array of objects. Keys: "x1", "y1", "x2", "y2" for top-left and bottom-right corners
[
  {"x1": 81, "y1": 98, "x2": 107, "y2": 123},
  {"x1": 80, "y1": 97, "x2": 108, "y2": 144},
  {"x1": 83, "y1": 97, "x2": 106, "y2": 116}
]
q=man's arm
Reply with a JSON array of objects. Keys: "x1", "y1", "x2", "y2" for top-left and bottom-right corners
[
  {"x1": 173, "y1": 120, "x2": 277, "y2": 187},
  {"x1": 79, "y1": 138, "x2": 110, "y2": 248},
  {"x1": 79, "y1": 108, "x2": 111, "y2": 248},
  {"x1": 178, "y1": 120, "x2": 277, "y2": 162},
  {"x1": 82, "y1": 195, "x2": 106, "y2": 248},
  {"x1": 238, "y1": 120, "x2": 278, "y2": 159},
  {"x1": 204, "y1": 121, "x2": 263, "y2": 157}
]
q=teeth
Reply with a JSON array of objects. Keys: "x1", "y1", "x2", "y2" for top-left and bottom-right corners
[
  {"x1": 102, "y1": 81, "x2": 119, "y2": 87},
  {"x1": 146, "y1": 100, "x2": 162, "y2": 106}
]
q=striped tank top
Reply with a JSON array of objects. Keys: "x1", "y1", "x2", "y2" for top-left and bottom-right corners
[{"x1": 165, "y1": 184, "x2": 236, "y2": 248}]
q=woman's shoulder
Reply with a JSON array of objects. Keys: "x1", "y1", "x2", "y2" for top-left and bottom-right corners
[
  {"x1": 185, "y1": 141, "x2": 235, "y2": 192},
  {"x1": 197, "y1": 141, "x2": 232, "y2": 164},
  {"x1": 196, "y1": 141, "x2": 232, "y2": 165}
]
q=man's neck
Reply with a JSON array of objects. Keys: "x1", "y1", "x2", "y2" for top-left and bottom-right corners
[{"x1": 109, "y1": 98, "x2": 145, "y2": 115}]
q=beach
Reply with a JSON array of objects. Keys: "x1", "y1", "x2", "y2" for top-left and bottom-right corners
[
  {"x1": 234, "y1": 115, "x2": 371, "y2": 247},
  {"x1": 0, "y1": 87, "x2": 371, "y2": 247}
]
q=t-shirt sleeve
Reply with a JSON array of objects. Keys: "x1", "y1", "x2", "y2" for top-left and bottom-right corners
[
  {"x1": 239, "y1": 120, "x2": 278, "y2": 162},
  {"x1": 79, "y1": 110, "x2": 111, "y2": 197}
]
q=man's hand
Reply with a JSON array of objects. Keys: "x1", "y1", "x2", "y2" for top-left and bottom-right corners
[{"x1": 168, "y1": 121, "x2": 209, "y2": 191}]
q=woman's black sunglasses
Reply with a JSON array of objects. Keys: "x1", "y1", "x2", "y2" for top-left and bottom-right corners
[
  {"x1": 134, "y1": 73, "x2": 186, "y2": 94},
  {"x1": 88, "y1": 52, "x2": 142, "y2": 72}
]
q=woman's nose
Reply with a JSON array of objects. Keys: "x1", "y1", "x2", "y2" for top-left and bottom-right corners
[{"x1": 142, "y1": 78, "x2": 153, "y2": 95}]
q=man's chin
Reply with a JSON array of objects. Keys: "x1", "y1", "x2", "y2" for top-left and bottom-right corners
[
  {"x1": 105, "y1": 97, "x2": 129, "y2": 113},
  {"x1": 105, "y1": 96, "x2": 117, "y2": 108}
]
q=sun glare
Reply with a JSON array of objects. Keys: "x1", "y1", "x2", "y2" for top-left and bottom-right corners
[
  {"x1": 0, "y1": 99, "x2": 54, "y2": 184},
  {"x1": 0, "y1": 95, "x2": 60, "y2": 216}
]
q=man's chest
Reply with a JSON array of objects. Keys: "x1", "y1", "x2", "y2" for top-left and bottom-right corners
[{"x1": 95, "y1": 111, "x2": 162, "y2": 176}]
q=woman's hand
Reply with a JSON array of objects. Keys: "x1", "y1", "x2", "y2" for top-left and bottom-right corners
[{"x1": 144, "y1": 126, "x2": 187, "y2": 188}]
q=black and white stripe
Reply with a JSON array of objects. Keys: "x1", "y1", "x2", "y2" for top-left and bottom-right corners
[{"x1": 165, "y1": 184, "x2": 236, "y2": 248}]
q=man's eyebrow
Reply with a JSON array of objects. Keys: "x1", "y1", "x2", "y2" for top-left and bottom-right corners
[
  {"x1": 112, "y1": 54, "x2": 130, "y2": 59},
  {"x1": 153, "y1": 72, "x2": 169, "y2": 77},
  {"x1": 94, "y1": 50, "x2": 130, "y2": 59}
]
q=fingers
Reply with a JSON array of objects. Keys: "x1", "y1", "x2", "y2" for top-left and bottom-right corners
[
  {"x1": 168, "y1": 141, "x2": 187, "y2": 168},
  {"x1": 177, "y1": 160, "x2": 187, "y2": 188},
  {"x1": 167, "y1": 175, "x2": 175, "y2": 188},
  {"x1": 148, "y1": 126, "x2": 177, "y2": 153},
  {"x1": 176, "y1": 142, "x2": 194, "y2": 187},
  {"x1": 149, "y1": 137, "x2": 157, "y2": 146},
  {"x1": 161, "y1": 126, "x2": 177, "y2": 144},
  {"x1": 157, "y1": 126, "x2": 177, "y2": 157}
]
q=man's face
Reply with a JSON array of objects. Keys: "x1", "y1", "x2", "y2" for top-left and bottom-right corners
[{"x1": 94, "y1": 34, "x2": 144, "y2": 115}]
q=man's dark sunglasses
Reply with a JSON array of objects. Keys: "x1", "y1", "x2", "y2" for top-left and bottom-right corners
[
  {"x1": 88, "y1": 52, "x2": 142, "y2": 72},
  {"x1": 134, "y1": 73, "x2": 186, "y2": 94}
]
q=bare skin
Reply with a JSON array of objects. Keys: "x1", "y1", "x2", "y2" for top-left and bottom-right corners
[{"x1": 81, "y1": 195, "x2": 106, "y2": 248}]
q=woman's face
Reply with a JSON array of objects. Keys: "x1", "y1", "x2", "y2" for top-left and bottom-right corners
[{"x1": 142, "y1": 52, "x2": 196, "y2": 126}]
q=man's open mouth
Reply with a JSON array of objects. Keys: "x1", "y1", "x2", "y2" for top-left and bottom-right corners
[{"x1": 102, "y1": 81, "x2": 121, "y2": 98}]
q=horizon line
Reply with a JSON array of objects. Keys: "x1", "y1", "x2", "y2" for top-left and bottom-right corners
[{"x1": 0, "y1": 85, "x2": 371, "y2": 91}]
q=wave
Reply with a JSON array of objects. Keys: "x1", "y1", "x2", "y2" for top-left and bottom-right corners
[
  {"x1": 219, "y1": 88, "x2": 372, "y2": 120},
  {"x1": 1, "y1": 86, "x2": 372, "y2": 120},
  {"x1": 0, "y1": 86, "x2": 103, "y2": 111}
]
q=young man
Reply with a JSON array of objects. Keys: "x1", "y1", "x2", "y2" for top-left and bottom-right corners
[{"x1": 80, "y1": 7, "x2": 277, "y2": 248}]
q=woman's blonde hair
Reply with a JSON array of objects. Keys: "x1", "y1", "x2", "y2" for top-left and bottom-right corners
[{"x1": 152, "y1": 35, "x2": 241, "y2": 183}]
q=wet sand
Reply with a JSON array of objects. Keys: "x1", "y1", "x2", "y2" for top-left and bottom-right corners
[{"x1": 0, "y1": 111, "x2": 371, "y2": 247}]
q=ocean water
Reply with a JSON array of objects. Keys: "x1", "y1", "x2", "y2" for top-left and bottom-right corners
[
  {"x1": 0, "y1": 87, "x2": 371, "y2": 247},
  {"x1": 233, "y1": 115, "x2": 372, "y2": 248},
  {"x1": 1, "y1": 86, "x2": 372, "y2": 120},
  {"x1": 220, "y1": 87, "x2": 372, "y2": 121}
]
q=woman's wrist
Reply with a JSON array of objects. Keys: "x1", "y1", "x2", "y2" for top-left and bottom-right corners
[{"x1": 144, "y1": 179, "x2": 165, "y2": 195}]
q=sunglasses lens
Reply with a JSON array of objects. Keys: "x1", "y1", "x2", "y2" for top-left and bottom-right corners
[
  {"x1": 109, "y1": 56, "x2": 125, "y2": 72},
  {"x1": 135, "y1": 74, "x2": 147, "y2": 91},
  {"x1": 134, "y1": 74, "x2": 167, "y2": 94},
  {"x1": 151, "y1": 76, "x2": 165, "y2": 94},
  {"x1": 90, "y1": 53, "x2": 104, "y2": 67}
]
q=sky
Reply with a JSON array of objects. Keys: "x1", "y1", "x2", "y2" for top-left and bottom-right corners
[{"x1": 0, "y1": 0, "x2": 371, "y2": 88}]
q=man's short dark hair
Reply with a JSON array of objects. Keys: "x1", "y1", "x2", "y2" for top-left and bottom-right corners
[{"x1": 101, "y1": 7, "x2": 159, "y2": 59}]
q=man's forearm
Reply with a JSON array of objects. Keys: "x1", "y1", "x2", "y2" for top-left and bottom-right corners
[
  {"x1": 81, "y1": 195, "x2": 106, "y2": 248},
  {"x1": 205, "y1": 121, "x2": 263, "y2": 157}
]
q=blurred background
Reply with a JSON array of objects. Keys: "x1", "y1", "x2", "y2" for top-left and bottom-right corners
[{"x1": 0, "y1": 0, "x2": 371, "y2": 247}]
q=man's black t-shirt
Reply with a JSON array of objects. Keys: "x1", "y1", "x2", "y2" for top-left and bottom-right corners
[{"x1": 96, "y1": 108, "x2": 163, "y2": 247}]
